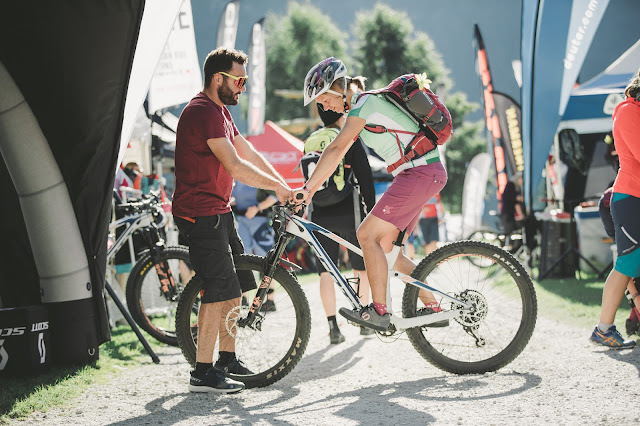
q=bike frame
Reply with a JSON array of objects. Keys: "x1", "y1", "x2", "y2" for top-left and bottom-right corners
[
  {"x1": 107, "y1": 202, "x2": 178, "y2": 299},
  {"x1": 280, "y1": 208, "x2": 473, "y2": 331},
  {"x1": 107, "y1": 210, "x2": 156, "y2": 262}
]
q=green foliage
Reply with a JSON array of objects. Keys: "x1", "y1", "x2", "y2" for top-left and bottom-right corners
[
  {"x1": 353, "y1": 4, "x2": 451, "y2": 90},
  {"x1": 265, "y1": 2, "x2": 348, "y2": 122}
]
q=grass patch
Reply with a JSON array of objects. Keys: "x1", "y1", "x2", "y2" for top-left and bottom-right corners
[
  {"x1": 0, "y1": 325, "x2": 161, "y2": 423},
  {"x1": 532, "y1": 272, "x2": 631, "y2": 331}
]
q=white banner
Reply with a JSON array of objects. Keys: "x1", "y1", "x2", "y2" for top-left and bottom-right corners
[
  {"x1": 559, "y1": 0, "x2": 609, "y2": 116},
  {"x1": 216, "y1": 0, "x2": 240, "y2": 48},
  {"x1": 119, "y1": 0, "x2": 182, "y2": 169},
  {"x1": 247, "y1": 19, "x2": 266, "y2": 136},
  {"x1": 461, "y1": 153, "x2": 492, "y2": 237},
  {"x1": 147, "y1": 0, "x2": 202, "y2": 114}
]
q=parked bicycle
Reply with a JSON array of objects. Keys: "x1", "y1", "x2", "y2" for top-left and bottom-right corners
[
  {"x1": 175, "y1": 202, "x2": 537, "y2": 387},
  {"x1": 108, "y1": 191, "x2": 193, "y2": 346},
  {"x1": 465, "y1": 214, "x2": 532, "y2": 272}
]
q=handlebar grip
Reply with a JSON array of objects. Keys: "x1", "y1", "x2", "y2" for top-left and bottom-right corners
[{"x1": 295, "y1": 192, "x2": 305, "y2": 200}]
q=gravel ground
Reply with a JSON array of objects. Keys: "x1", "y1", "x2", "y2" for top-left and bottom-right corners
[{"x1": 16, "y1": 280, "x2": 640, "y2": 426}]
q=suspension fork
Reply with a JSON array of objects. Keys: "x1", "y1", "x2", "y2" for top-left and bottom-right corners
[
  {"x1": 242, "y1": 231, "x2": 293, "y2": 325},
  {"x1": 141, "y1": 227, "x2": 177, "y2": 298}
]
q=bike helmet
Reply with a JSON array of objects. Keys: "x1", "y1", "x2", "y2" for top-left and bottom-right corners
[{"x1": 303, "y1": 57, "x2": 348, "y2": 106}]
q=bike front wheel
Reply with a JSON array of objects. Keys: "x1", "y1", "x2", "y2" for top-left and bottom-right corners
[
  {"x1": 175, "y1": 254, "x2": 311, "y2": 388},
  {"x1": 402, "y1": 241, "x2": 537, "y2": 374},
  {"x1": 126, "y1": 246, "x2": 194, "y2": 346}
]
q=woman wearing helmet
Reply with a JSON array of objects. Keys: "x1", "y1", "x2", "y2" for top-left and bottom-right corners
[{"x1": 293, "y1": 57, "x2": 448, "y2": 332}]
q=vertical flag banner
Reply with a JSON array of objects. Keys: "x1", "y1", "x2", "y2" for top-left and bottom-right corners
[
  {"x1": 461, "y1": 153, "x2": 492, "y2": 237},
  {"x1": 216, "y1": 0, "x2": 240, "y2": 48},
  {"x1": 147, "y1": 0, "x2": 202, "y2": 114},
  {"x1": 493, "y1": 92, "x2": 523, "y2": 175},
  {"x1": 247, "y1": 19, "x2": 266, "y2": 136},
  {"x1": 473, "y1": 24, "x2": 509, "y2": 202}
]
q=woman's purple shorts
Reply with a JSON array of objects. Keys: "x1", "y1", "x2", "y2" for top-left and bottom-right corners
[{"x1": 370, "y1": 162, "x2": 447, "y2": 234}]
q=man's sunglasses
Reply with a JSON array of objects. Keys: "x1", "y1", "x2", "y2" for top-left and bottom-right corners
[{"x1": 219, "y1": 71, "x2": 248, "y2": 88}]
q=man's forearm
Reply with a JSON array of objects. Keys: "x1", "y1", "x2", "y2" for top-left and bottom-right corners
[
  {"x1": 231, "y1": 158, "x2": 284, "y2": 193},
  {"x1": 246, "y1": 148, "x2": 287, "y2": 186}
]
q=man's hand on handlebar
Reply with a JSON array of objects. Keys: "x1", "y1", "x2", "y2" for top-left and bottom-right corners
[
  {"x1": 289, "y1": 186, "x2": 311, "y2": 213},
  {"x1": 275, "y1": 183, "x2": 293, "y2": 204}
]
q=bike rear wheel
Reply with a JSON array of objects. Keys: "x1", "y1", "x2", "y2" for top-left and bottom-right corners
[
  {"x1": 126, "y1": 246, "x2": 194, "y2": 346},
  {"x1": 402, "y1": 240, "x2": 537, "y2": 374},
  {"x1": 175, "y1": 254, "x2": 311, "y2": 388}
]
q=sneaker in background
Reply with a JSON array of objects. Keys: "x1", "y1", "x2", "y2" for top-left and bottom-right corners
[
  {"x1": 189, "y1": 368, "x2": 245, "y2": 393},
  {"x1": 260, "y1": 299, "x2": 276, "y2": 312},
  {"x1": 360, "y1": 326, "x2": 375, "y2": 336},
  {"x1": 590, "y1": 326, "x2": 636, "y2": 349},
  {"x1": 329, "y1": 323, "x2": 345, "y2": 344}
]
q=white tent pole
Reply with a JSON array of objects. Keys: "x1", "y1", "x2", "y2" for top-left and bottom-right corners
[{"x1": 0, "y1": 61, "x2": 92, "y2": 304}]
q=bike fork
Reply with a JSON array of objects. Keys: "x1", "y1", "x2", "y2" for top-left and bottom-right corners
[
  {"x1": 143, "y1": 228, "x2": 177, "y2": 299},
  {"x1": 245, "y1": 233, "x2": 292, "y2": 320}
]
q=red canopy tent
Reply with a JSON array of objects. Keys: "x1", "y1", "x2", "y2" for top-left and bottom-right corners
[{"x1": 247, "y1": 121, "x2": 305, "y2": 187}]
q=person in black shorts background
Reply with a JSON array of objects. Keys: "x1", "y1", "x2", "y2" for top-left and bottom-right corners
[{"x1": 305, "y1": 102, "x2": 376, "y2": 344}]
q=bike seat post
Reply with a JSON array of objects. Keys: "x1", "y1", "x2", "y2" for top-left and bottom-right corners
[
  {"x1": 384, "y1": 247, "x2": 404, "y2": 314},
  {"x1": 384, "y1": 229, "x2": 407, "y2": 312}
]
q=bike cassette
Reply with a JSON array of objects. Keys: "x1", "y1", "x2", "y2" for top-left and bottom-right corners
[{"x1": 452, "y1": 289, "x2": 488, "y2": 328}]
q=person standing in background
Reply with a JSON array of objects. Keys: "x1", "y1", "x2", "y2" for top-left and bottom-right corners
[
  {"x1": 231, "y1": 181, "x2": 279, "y2": 311},
  {"x1": 303, "y1": 100, "x2": 376, "y2": 344},
  {"x1": 500, "y1": 172, "x2": 524, "y2": 251},
  {"x1": 419, "y1": 193, "x2": 445, "y2": 256},
  {"x1": 590, "y1": 70, "x2": 640, "y2": 349}
]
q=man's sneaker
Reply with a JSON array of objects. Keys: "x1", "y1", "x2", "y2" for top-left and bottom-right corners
[
  {"x1": 339, "y1": 304, "x2": 391, "y2": 332},
  {"x1": 360, "y1": 326, "x2": 375, "y2": 336},
  {"x1": 214, "y1": 358, "x2": 254, "y2": 375},
  {"x1": 188, "y1": 368, "x2": 245, "y2": 393},
  {"x1": 590, "y1": 326, "x2": 637, "y2": 349},
  {"x1": 416, "y1": 303, "x2": 449, "y2": 328},
  {"x1": 329, "y1": 325, "x2": 345, "y2": 344},
  {"x1": 260, "y1": 299, "x2": 276, "y2": 312}
]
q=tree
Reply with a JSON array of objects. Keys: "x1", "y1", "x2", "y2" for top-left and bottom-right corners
[
  {"x1": 353, "y1": 4, "x2": 451, "y2": 90},
  {"x1": 353, "y1": 4, "x2": 483, "y2": 213},
  {"x1": 264, "y1": 3, "x2": 348, "y2": 126}
]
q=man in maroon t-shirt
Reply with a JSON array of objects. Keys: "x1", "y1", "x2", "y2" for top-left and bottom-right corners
[{"x1": 173, "y1": 47, "x2": 291, "y2": 394}]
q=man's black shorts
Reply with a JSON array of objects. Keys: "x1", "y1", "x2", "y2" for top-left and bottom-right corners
[{"x1": 175, "y1": 213, "x2": 256, "y2": 303}]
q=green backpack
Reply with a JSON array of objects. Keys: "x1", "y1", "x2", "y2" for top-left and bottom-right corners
[{"x1": 301, "y1": 127, "x2": 353, "y2": 207}]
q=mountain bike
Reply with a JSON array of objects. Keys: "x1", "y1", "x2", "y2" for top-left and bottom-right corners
[
  {"x1": 175, "y1": 202, "x2": 537, "y2": 387},
  {"x1": 108, "y1": 191, "x2": 194, "y2": 346},
  {"x1": 465, "y1": 221, "x2": 532, "y2": 273}
]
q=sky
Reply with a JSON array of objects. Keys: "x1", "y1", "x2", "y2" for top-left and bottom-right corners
[{"x1": 191, "y1": 0, "x2": 640, "y2": 125}]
